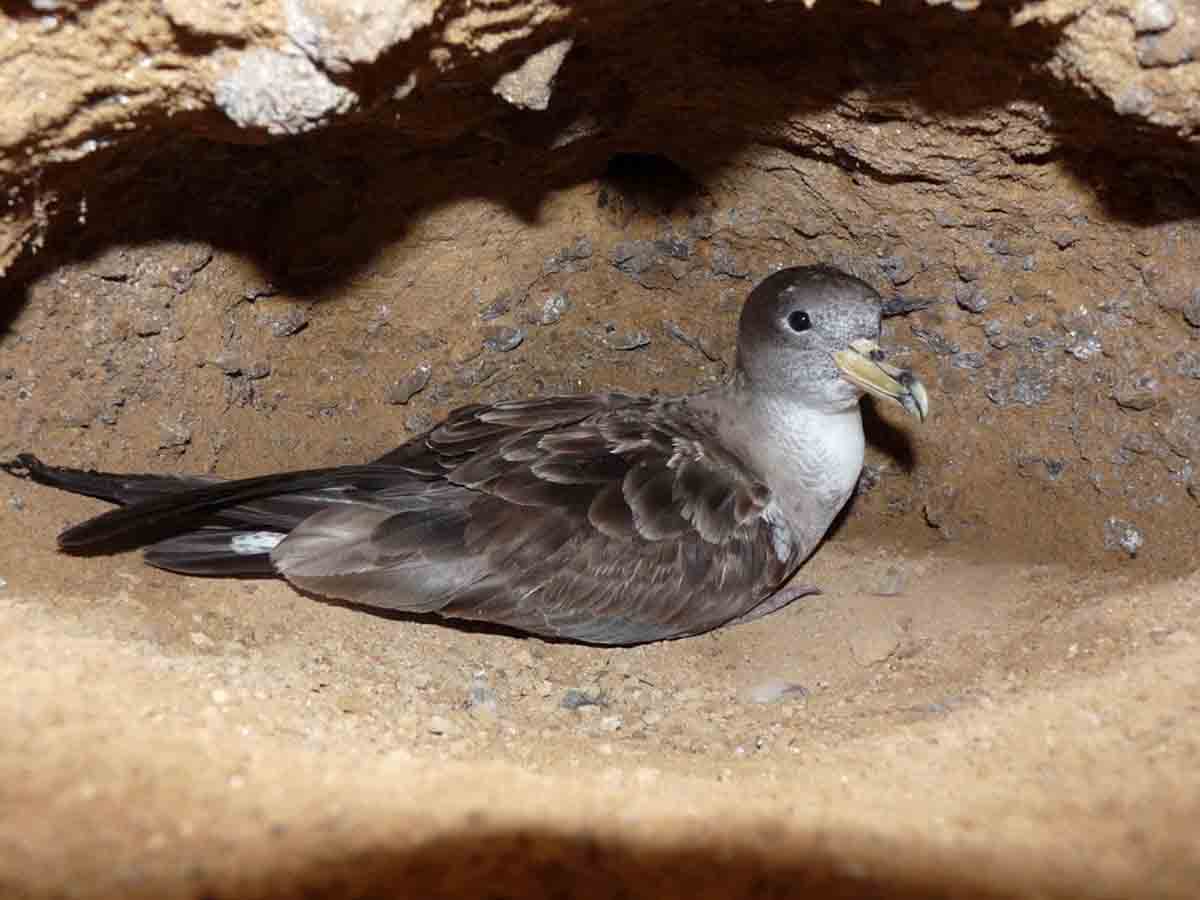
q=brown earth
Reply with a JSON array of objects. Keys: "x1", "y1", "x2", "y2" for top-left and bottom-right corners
[{"x1": 2, "y1": 1, "x2": 1199, "y2": 898}]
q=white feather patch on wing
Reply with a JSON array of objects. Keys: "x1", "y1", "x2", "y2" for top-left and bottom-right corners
[{"x1": 230, "y1": 531, "x2": 286, "y2": 554}]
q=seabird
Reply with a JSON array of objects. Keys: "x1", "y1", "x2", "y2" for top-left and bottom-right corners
[{"x1": 3, "y1": 266, "x2": 929, "y2": 645}]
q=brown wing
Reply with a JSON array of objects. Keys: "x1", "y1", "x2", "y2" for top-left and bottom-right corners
[{"x1": 274, "y1": 395, "x2": 801, "y2": 644}]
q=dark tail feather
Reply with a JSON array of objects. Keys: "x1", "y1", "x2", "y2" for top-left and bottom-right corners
[
  {"x1": 143, "y1": 527, "x2": 281, "y2": 577},
  {"x1": 1, "y1": 453, "x2": 210, "y2": 506},
  {"x1": 17, "y1": 459, "x2": 421, "y2": 551},
  {"x1": 4, "y1": 455, "x2": 291, "y2": 574},
  {"x1": 4, "y1": 453, "x2": 429, "y2": 560}
]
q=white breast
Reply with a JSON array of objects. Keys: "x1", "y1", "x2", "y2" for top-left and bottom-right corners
[
  {"x1": 741, "y1": 401, "x2": 866, "y2": 553},
  {"x1": 789, "y1": 408, "x2": 866, "y2": 504}
]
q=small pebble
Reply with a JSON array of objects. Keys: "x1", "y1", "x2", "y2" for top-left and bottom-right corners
[
  {"x1": 655, "y1": 233, "x2": 691, "y2": 260},
  {"x1": 1134, "y1": 0, "x2": 1177, "y2": 32},
  {"x1": 210, "y1": 350, "x2": 243, "y2": 374},
  {"x1": 911, "y1": 326, "x2": 959, "y2": 356},
  {"x1": 158, "y1": 418, "x2": 192, "y2": 449},
  {"x1": 880, "y1": 296, "x2": 935, "y2": 318},
  {"x1": 270, "y1": 309, "x2": 309, "y2": 337},
  {"x1": 1163, "y1": 410, "x2": 1200, "y2": 460},
  {"x1": 746, "y1": 680, "x2": 809, "y2": 705},
  {"x1": 987, "y1": 366, "x2": 1051, "y2": 407},
  {"x1": 467, "y1": 677, "x2": 499, "y2": 715},
  {"x1": 952, "y1": 352, "x2": 985, "y2": 370},
  {"x1": 1066, "y1": 333, "x2": 1103, "y2": 361},
  {"x1": 611, "y1": 240, "x2": 660, "y2": 277},
  {"x1": 877, "y1": 255, "x2": 912, "y2": 286},
  {"x1": 483, "y1": 326, "x2": 526, "y2": 353},
  {"x1": 984, "y1": 237, "x2": 1012, "y2": 256},
  {"x1": 539, "y1": 292, "x2": 571, "y2": 325},
  {"x1": 478, "y1": 292, "x2": 514, "y2": 321},
  {"x1": 455, "y1": 360, "x2": 501, "y2": 387},
  {"x1": 955, "y1": 285, "x2": 989, "y2": 314},
  {"x1": 384, "y1": 363, "x2": 432, "y2": 405},
  {"x1": 1175, "y1": 351, "x2": 1200, "y2": 379},
  {"x1": 543, "y1": 238, "x2": 593, "y2": 275},
  {"x1": 0, "y1": 576, "x2": 7, "y2": 591},
  {"x1": 600, "y1": 328, "x2": 651, "y2": 351},
  {"x1": 1104, "y1": 518, "x2": 1144, "y2": 557},
  {"x1": 366, "y1": 306, "x2": 392, "y2": 335},
  {"x1": 244, "y1": 284, "x2": 278, "y2": 301},
  {"x1": 561, "y1": 688, "x2": 607, "y2": 710},
  {"x1": 1183, "y1": 291, "x2": 1200, "y2": 328},
  {"x1": 1123, "y1": 432, "x2": 1159, "y2": 456},
  {"x1": 429, "y1": 715, "x2": 455, "y2": 736},
  {"x1": 1114, "y1": 374, "x2": 1160, "y2": 411},
  {"x1": 1028, "y1": 334, "x2": 1060, "y2": 354}
]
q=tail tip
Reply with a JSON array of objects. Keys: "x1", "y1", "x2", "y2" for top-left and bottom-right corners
[
  {"x1": 0, "y1": 453, "x2": 43, "y2": 479},
  {"x1": 56, "y1": 521, "x2": 95, "y2": 552}
]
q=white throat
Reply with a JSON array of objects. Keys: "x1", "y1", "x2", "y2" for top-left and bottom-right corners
[{"x1": 703, "y1": 389, "x2": 866, "y2": 552}]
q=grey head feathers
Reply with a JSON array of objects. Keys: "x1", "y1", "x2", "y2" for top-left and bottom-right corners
[{"x1": 735, "y1": 266, "x2": 886, "y2": 413}]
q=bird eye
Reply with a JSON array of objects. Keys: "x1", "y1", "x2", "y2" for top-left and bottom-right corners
[{"x1": 786, "y1": 310, "x2": 812, "y2": 332}]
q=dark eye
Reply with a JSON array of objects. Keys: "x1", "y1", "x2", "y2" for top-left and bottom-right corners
[{"x1": 787, "y1": 310, "x2": 812, "y2": 332}]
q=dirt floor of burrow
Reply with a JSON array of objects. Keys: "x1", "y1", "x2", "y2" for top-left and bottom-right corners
[{"x1": 1, "y1": 493, "x2": 1199, "y2": 898}]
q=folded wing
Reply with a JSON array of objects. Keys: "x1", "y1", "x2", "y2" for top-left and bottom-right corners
[{"x1": 274, "y1": 395, "x2": 800, "y2": 644}]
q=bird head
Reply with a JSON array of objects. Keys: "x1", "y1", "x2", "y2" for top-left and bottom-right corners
[{"x1": 735, "y1": 265, "x2": 929, "y2": 421}]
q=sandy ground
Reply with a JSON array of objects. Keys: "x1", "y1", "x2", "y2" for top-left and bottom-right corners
[{"x1": 1, "y1": 491, "x2": 1198, "y2": 898}]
